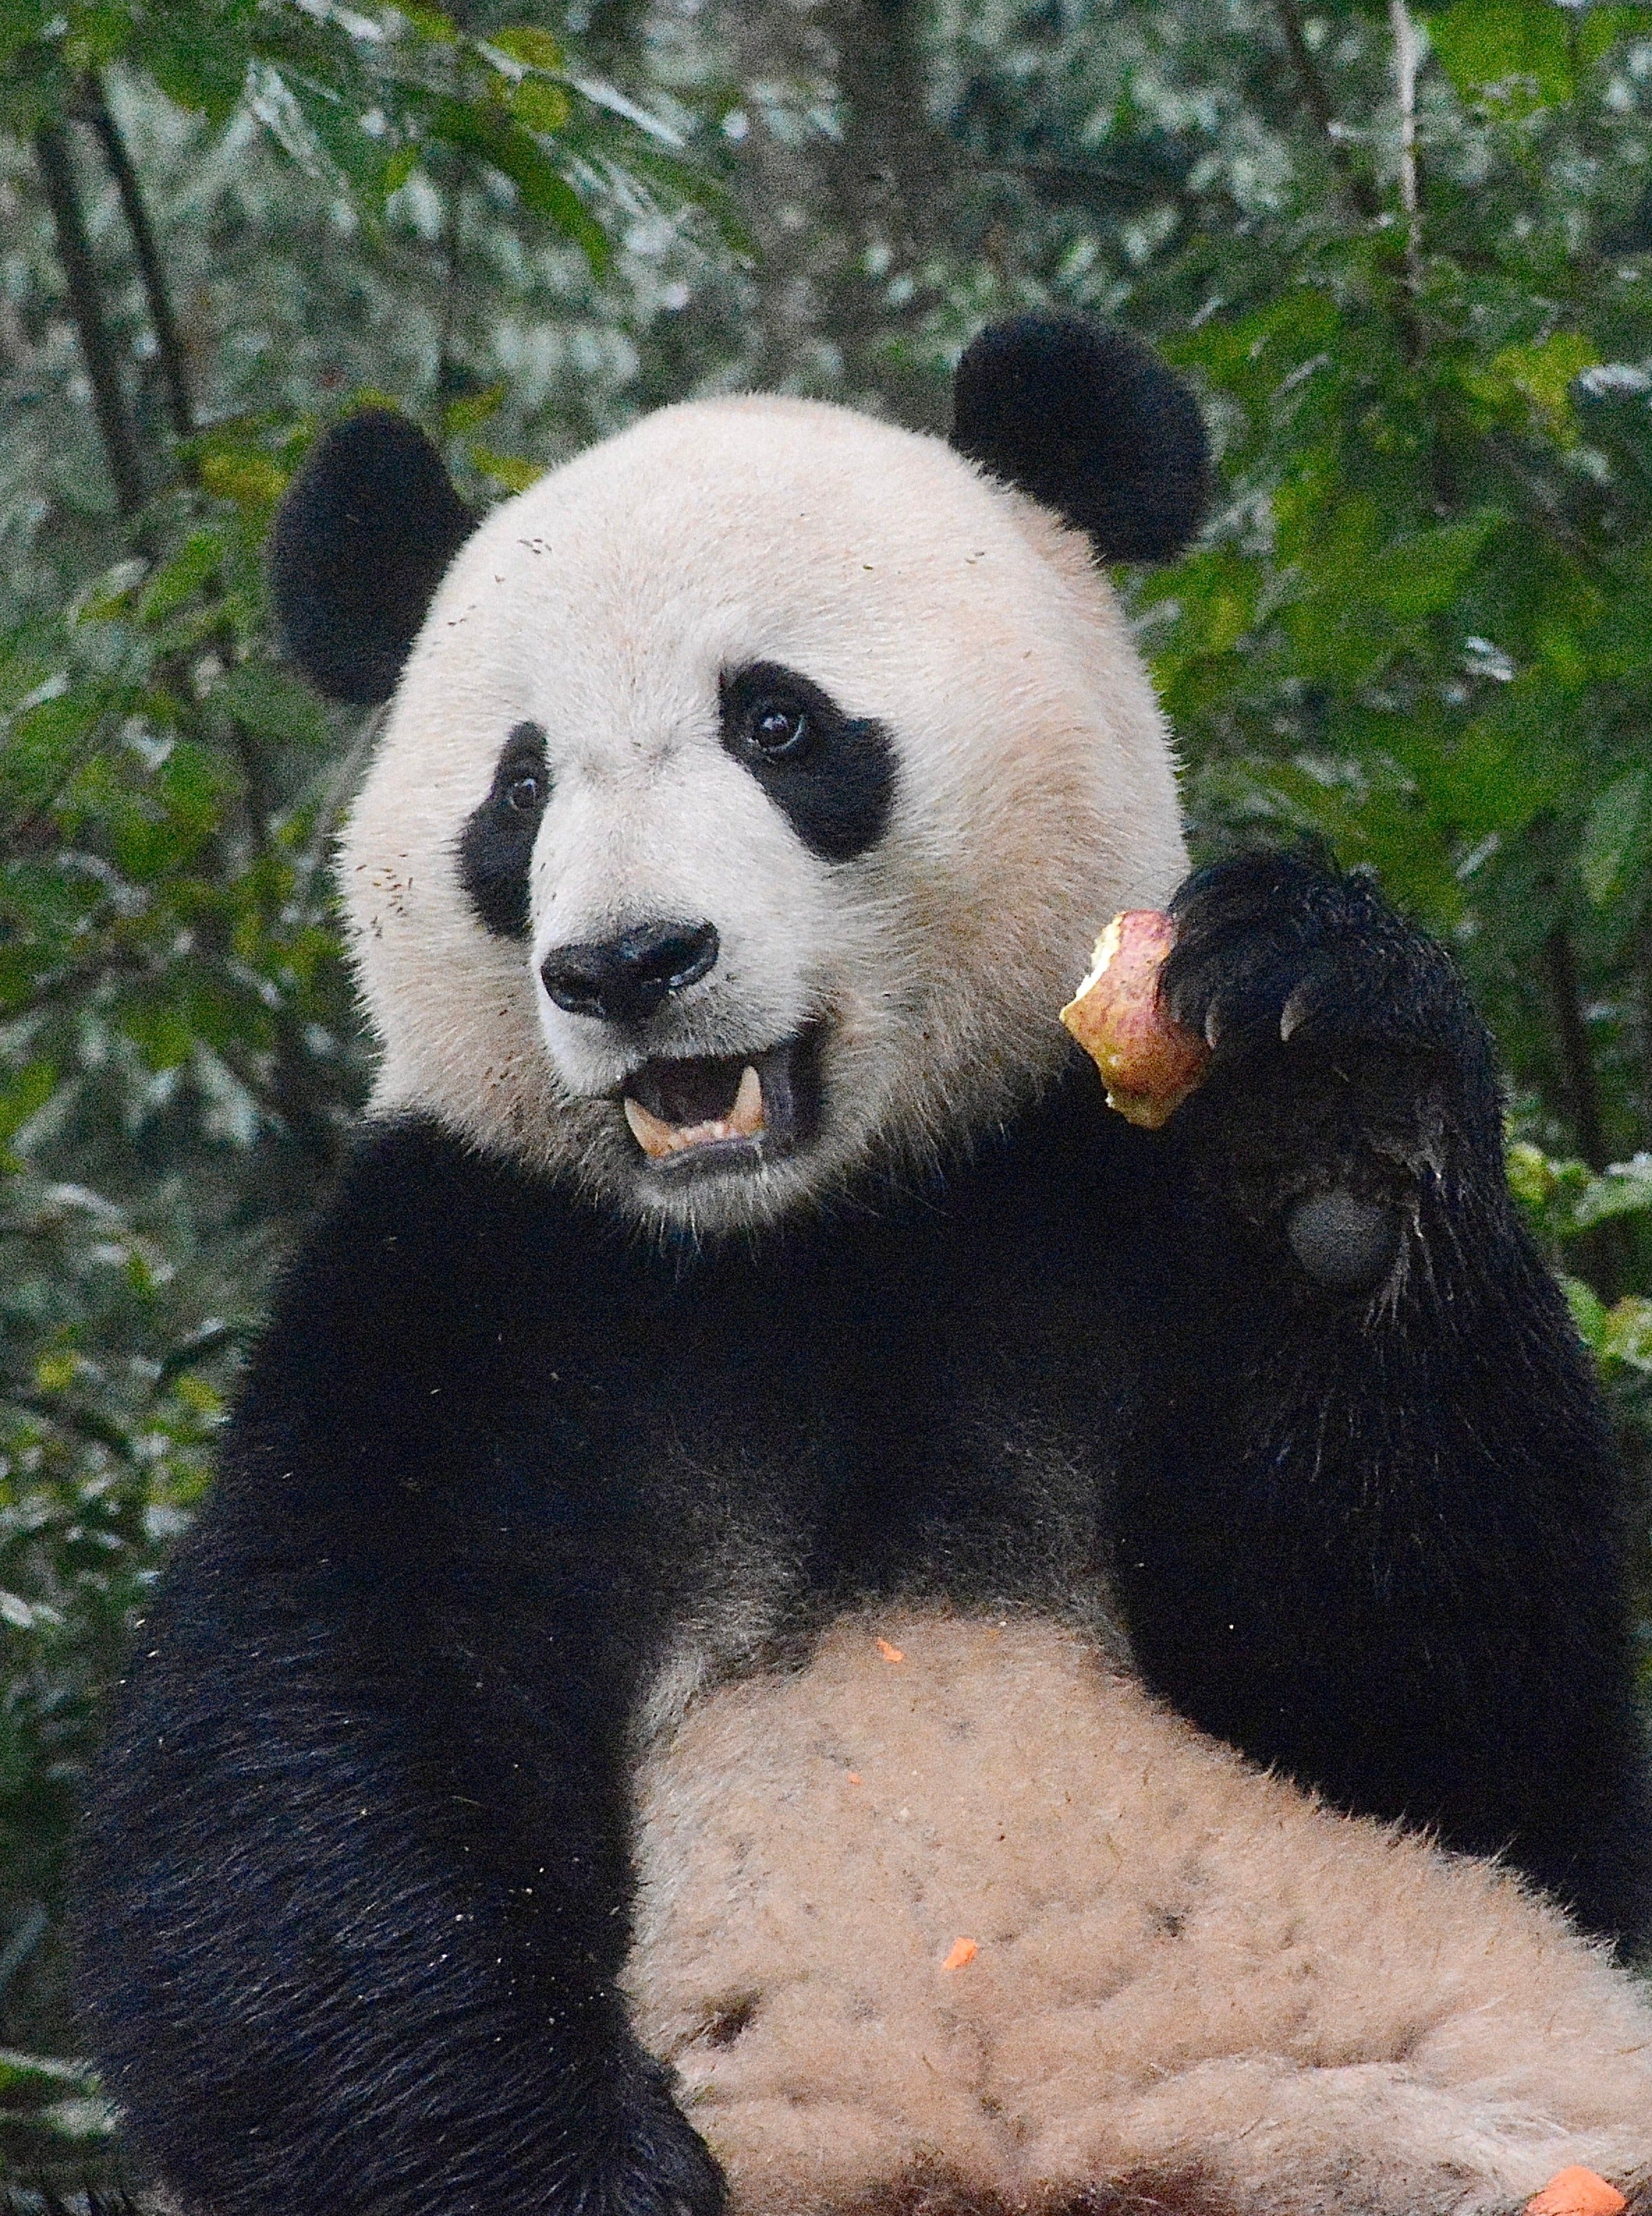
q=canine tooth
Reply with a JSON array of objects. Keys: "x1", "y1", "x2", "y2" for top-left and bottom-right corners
[
  {"x1": 730, "y1": 1064, "x2": 765, "y2": 1138},
  {"x1": 624, "y1": 1097, "x2": 680, "y2": 1160}
]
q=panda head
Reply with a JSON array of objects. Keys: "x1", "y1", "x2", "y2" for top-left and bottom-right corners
[{"x1": 273, "y1": 316, "x2": 1207, "y2": 1235}]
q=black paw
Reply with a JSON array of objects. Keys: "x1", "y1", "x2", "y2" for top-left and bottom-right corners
[
  {"x1": 1157, "y1": 849, "x2": 1502, "y2": 1273},
  {"x1": 1162, "y1": 849, "x2": 1473, "y2": 1067},
  {"x1": 551, "y1": 2052, "x2": 725, "y2": 2216}
]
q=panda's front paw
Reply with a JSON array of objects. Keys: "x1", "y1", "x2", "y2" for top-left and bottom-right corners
[
  {"x1": 553, "y1": 2054, "x2": 726, "y2": 2216},
  {"x1": 1156, "y1": 849, "x2": 1503, "y2": 1283}
]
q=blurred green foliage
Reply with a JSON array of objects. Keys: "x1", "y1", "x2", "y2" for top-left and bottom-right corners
[{"x1": 3, "y1": 0, "x2": 1652, "y2": 2190}]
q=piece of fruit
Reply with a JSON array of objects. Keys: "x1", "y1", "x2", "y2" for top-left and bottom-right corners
[
  {"x1": 1059, "y1": 910, "x2": 1210, "y2": 1130},
  {"x1": 1525, "y1": 2169, "x2": 1628, "y2": 2216}
]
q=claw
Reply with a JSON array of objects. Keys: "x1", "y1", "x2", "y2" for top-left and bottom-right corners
[{"x1": 1279, "y1": 982, "x2": 1314, "y2": 1042}]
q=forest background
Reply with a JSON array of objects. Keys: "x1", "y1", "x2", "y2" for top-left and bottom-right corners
[{"x1": 3, "y1": 0, "x2": 1652, "y2": 2192}]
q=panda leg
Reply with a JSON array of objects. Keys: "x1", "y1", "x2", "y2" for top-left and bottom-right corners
[
  {"x1": 1114, "y1": 847, "x2": 1652, "y2": 1949},
  {"x1": 1037, "y1": 2059, "x2": 1652, "y2": 2216},
  {"x1": 71, "y1": 1548, "x2": 725, "y2": 2216}
]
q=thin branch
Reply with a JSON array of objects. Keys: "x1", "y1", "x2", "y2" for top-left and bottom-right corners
[
  {"x1": 437, "y1": 160, "x2": 464, "y2": 403},
  {"x1": 79, "y1": 75, "x2": 194, "y2": 441},
  {"x1": 1272, "y1": 0, "x2": 1380, "y2": 223},
  {"x1": 1389, "y1": 0, "x2": 1422, "y2": 295},
  {"x1": 31, "y1": 119, "x2": 143, "y2": 516}
]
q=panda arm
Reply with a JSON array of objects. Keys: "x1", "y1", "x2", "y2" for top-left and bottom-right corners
[
  {"x1": 72, "y1": 1122, "x2": 722, "y2": 2216},
  {"x1": 1113, "y1": 850, "x2": 1652, "y2": 1949}
]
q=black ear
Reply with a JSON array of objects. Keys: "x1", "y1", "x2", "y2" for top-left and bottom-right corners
[
  {"x1": 950, "y1": 314, "x2": 1210, "y2": 564},
  {"x1": 268, "y1": 410, "x2": 478, "y2": 706}
]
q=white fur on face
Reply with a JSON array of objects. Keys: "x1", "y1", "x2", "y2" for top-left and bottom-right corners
[{"x1": 340, "y1": 395, "x2": 1187, "y2": 1232}]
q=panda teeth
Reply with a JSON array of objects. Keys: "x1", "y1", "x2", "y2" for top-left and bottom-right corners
[
  {"x1": 623, "y1": 1065, "x2": 767, "y2": 1161},
  {"x1": 729, "y1": 1062, "x2": 765, "y2": 1137},
  {"x1": 623, "y1": 1098, "x2": 683, "y2": 1159}
]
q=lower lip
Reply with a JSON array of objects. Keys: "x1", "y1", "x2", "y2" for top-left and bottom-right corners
[{"x1": 644, "y1": 1130, "x2": 777, "y2": 1179}]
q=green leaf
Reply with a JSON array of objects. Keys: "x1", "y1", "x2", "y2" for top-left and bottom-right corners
[
  {"x1": 121, "y1": 1002, "x2": 196, "y2": 1074},
  {"x1": 507, "y1": 75, "x2": 571, "y2": 136},
  {"x1": 425, "y1": 95, "x2": 609, "y2": 271},
  {"x1": 468, "y1": 445, "x2": 544, "y2": 493},
  {"x1": 64, "y1": 5, "x2": 132, "y2": 70},
  {"x1": 1564, "y1": 1273, "x2": 1610, "y2": 1351},
  {"x1": 399, "y1": 3, "x2": 459, "y2": 39},
  {"x1": 1580, "y1": 768, "x2": 1648, "y2": 907},
  {"x1": 1428, "y1": 0, "x2": 1573, "y2": 103},
  {"x1": 0, "y1": 1059, "x2": 56, "y2": 1149},
  {"x1": 1506, "y1": 1139, "x2": 1557, "y2": 1208},
  {"x1": 488, "y1": 24, "x2": 564, "y2": 70},
  {"x1": 1597, "y1": 1296, "x2": 1652, "y2": 1372},
  {"x1": 213, "y1": 662, "x2": 331, "y2": 747},
  {"x1": 1360, "y1": 517, "x2": 1501, "y2": 621},
  {"x1": 141, "y1": 13, "x2": 252, "y2": 120},
  {"x1": 198, "y1": 449, "x2": 288, "y2": 512},
  {"x1": 137, "y1": 532, "x2": 226, "y2": 624},
  {"x1": 3, "y1": 684, "x2": 111, "y2": 817},
  {"x1": 442, "y1": 382, "x2": 508, "y2": 436},
  {"x1": 1461, "y1": 334, "x2": 1601, "y2": 445}
]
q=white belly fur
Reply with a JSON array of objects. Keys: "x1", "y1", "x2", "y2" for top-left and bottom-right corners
[{"x1": 624, "y1": 1613, "x2": 1652, "y2": 2216}]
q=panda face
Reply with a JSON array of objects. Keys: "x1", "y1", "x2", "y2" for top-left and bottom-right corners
[{"x1": 339, "y1": 395, "x2": 1187, "y2": 1234}]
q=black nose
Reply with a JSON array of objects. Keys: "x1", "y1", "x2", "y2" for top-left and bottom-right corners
[{"x1": 540, "y1": 920, "x2": 719, "y2": 1025}]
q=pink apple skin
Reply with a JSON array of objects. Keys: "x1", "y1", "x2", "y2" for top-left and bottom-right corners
[{"x1": 1059, "y1": 910, "x2": 1210, "y2": 1129}]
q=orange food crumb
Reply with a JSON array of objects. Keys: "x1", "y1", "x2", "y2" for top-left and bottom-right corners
[
  {"x1": 846, "y1": 1772, "x2": 862, "y2": 1785},
  {"x1": 1525, "y1": 2169, "x2": 1626, "y2": 2216},
  {"x1": 875, "y1": 1638, "x2": 905, "y2": 1664},
  {"x1": 941, "y1": 1937, "x2": 979, "y2": 1971}
]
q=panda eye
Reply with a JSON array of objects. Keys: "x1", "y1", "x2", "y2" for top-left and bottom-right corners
[
  {"x1": 749, "y1": 699, "x2": 809, "y2": 757},
  {"x1": 505, "y1": 772, "x2": 540, "y2": 813},
  {"x1": 718, "y1": 661, "x2": 896, "y2": 864}
]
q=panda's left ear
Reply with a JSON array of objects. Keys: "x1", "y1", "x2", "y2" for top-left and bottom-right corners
[
  {"x1": 268, "y1": 410, "x2": 479, "y2": 706},
  {"x1": 949, "y1": 314, "x2": 1210, "y2": 564}
]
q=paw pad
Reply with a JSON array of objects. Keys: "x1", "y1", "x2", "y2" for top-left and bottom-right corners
[{"x1": 1286, "y1": 1190, "x2": 1399, "y2": 1292}]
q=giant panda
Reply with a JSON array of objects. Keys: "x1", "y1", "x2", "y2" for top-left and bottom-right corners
[{"x1": 73, "y1": 316, "x2": 1652, "y2": 2216}]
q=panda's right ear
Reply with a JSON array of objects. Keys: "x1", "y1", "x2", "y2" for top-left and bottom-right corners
[{"x1": 268, "y1": 410, "x2": 478, "y2": 706}]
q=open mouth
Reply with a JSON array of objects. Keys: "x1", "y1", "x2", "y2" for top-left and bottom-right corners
[{"x1": 620, "y1": 1031, "x2": 820, "y2": 1174}]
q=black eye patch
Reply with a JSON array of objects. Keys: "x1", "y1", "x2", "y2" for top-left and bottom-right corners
[
  {"x1": 458, "y1": 721, "x2": 551, "y2": 939},
  {"x1": 719, "y1": 663, "x2": 896, "y2": 864}
]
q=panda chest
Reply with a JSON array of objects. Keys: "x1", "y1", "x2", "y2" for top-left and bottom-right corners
[{"x1": 623, "y1": 1245, "x2": 1137, "y2": 1715}]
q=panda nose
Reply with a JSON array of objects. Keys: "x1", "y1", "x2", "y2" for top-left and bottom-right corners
[{"x1": 540, "y1": 920, "x2": 719, "y2": 1025}]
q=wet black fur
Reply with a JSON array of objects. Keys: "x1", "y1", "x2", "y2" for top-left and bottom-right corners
[{"x1": 72, "y1": 851, "x2": 1651, "y2": 2216}]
